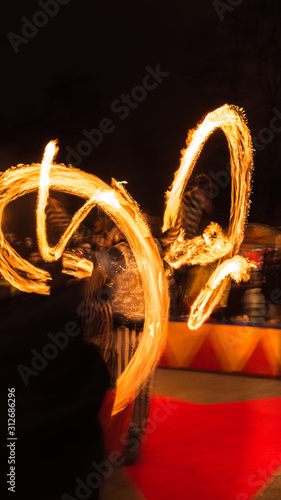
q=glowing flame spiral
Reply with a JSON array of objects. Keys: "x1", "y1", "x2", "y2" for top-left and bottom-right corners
[
  {"x1": 163, "y1": 104, "x2": 254, "y2": 329},
  {"x1": 0, "y1": 103, "x2": 255, "y2": 412},
  {"x1": 0, "y1": 144, "x2": 169, "y2": 415}
]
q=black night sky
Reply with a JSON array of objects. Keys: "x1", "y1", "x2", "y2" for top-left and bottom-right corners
[{"x1": 1, "y1": 0, "x2": 281, "y2": 235}]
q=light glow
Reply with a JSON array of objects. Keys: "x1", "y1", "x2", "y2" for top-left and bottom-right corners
[
  {"x1": 0, "y1": 103, "x2": 255, "y2": 411},
  {"x1": 0, "y1": 143, "x2": 169, "y2": 414},
  {"x1": 163, "y1": 104, "x2": 254, "y2": 329},
  {"x1": 188, "y1": 255, "x2": 256, "y2": 330}
]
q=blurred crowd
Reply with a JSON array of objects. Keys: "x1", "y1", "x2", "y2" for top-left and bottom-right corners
[
  {"x1": 168, "y1": 245, "x2": 281, "y2": 326},
  {"x1": 2, "y1": 180, "x2": 281, "y2": 327}
]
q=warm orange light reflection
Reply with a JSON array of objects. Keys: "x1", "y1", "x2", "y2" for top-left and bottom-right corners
[{"x1": 163, "y1": 104, "x2": 254, "y2": 329}]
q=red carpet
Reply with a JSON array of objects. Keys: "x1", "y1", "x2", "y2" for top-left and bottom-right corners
[
  {"x1": 125, "y1": 396, "x2": 281, "y2": 500},
  {"x1": 99, "y1": 390, "x2": 133, "y2": 454}
]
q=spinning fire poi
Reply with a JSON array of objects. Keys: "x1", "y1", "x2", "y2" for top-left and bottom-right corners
[
  {"x1": 163, "y1": 104, "x2": 255, "y2": 329},
  {"x1": 0, "y1": 104, "x2": 254, "y2": 414}
]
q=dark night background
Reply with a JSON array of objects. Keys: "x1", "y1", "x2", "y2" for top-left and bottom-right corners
[{"x1": 1, "y1": 0, "x2": 281, "y2": 236}]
